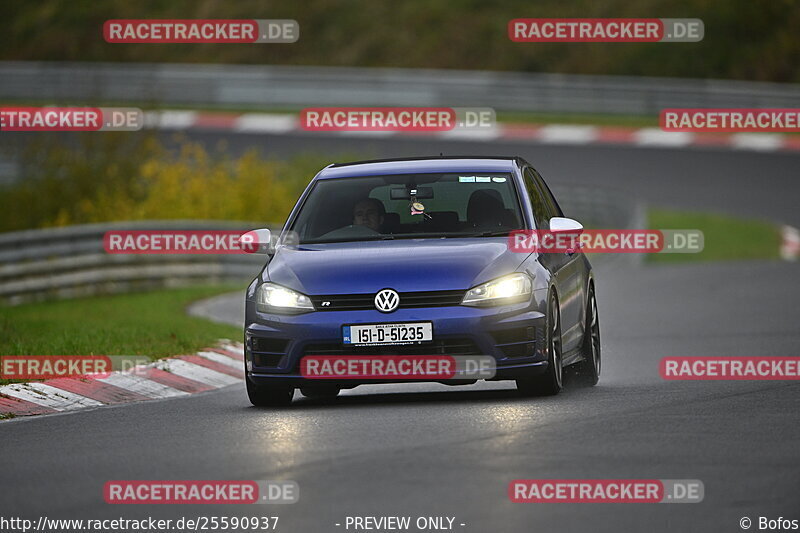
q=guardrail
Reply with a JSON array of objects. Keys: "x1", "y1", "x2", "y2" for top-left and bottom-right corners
[
  {"x1": 0, "y1": 221, "x2": 271, "y2": 305},
  {"x1": 0, "y1": 187, "x2": 643, "y2": 305},
  {"x1": 2, "y1": 61, "x2": 800, "y2": 115},
  {"x1": 552, "y1": 183, "x2": 644, "y2": 231}
]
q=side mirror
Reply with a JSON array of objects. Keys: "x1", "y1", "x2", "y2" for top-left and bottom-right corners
[
  {"x1": 549, "y1": 217, "x2": 583, "y2": 254},
  {"x1": 239, "y1": 228, "x2": 272, "y2": 254},
  {"x1": 549, "y1": 217, "x2": 583, "y2": 233}
]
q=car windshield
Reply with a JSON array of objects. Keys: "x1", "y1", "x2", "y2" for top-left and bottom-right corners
[{"x1": 289, "y1": 172, "x2": 524, "y2": 244}]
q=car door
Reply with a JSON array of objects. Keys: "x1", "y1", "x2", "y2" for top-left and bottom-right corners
[
  {"x1": 526, "y1": 168, "x2": 584, "y2": 354},
  {"x1": 522, "y1": 168, "x2": 573, "y2": 343}
]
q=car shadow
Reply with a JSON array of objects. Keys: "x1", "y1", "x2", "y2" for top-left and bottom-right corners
[{"x1": 249, "y1": 374, "x2": 596, "y2": 411}]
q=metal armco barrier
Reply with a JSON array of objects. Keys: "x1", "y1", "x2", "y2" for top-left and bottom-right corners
[
  {"x1": 0, "y1": 221, "x2": 271, "y2": 305},
  {"x1": 1, "y1": 61, "x2": 800, "y2": 115}
]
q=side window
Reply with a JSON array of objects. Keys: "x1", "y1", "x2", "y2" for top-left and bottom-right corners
[
  {"x1": 531, "y1": 168, "x2": 564, "y2": 218},
  {"x1": 523, "y1": 168, "x2": 549, "y2": 229}
]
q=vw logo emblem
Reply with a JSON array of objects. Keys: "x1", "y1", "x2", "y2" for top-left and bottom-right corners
[{"x1": 374, "y1": 289, "x2": 400, "y2": 313}]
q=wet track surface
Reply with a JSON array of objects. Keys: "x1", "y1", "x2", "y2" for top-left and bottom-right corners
[{"x1": 1, "y1": 136, "x2": 798, "y2": 532}]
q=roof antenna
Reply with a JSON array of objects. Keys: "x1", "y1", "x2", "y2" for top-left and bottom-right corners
[{"x1": 439, "y1": 152, "x2": 443, "y2": 157}]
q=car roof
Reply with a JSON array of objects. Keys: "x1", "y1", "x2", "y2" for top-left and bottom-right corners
[{"x1": 317, "y1": 156, "x2": 522, "y2": 179}]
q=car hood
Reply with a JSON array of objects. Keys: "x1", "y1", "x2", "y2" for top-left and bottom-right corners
[{"x1": 265, "y1": 238, "x2": 529, "y2": 295}]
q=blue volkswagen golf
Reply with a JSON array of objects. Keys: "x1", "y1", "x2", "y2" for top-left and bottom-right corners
[{"x1": 244, "y1": 156, "x2": 600, "y2": 405}]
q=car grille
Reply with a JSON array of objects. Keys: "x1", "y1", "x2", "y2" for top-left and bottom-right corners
[
  {"x1": 309, "y1": 290, "x2": 465, "y2": 311},
  {"x1": 301, "y1": 338, "x2": 481, "y2": 357}
]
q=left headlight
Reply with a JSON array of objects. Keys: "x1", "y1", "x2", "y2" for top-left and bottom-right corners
[
  {"x1": 256, "y1": 282, "x2": 315, "y2": 313},
  {"x1": 462, "y1": 273, "x2": 533, "y2": 307}
]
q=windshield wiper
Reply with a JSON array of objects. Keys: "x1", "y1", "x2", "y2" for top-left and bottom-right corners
[
  {"x1": 471, "y1": 230, "x2": 512, "y2": 237},
  {"x1": 303, "y1": 231, "x2": 511, "y2": 244},
  {"x1": 300, "y1": 236, "x2": 388, "y2": 244}
]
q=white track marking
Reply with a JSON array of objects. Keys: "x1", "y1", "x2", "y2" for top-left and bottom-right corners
[
  {"x1": 195, "y1": 351, "x2": 243, "y2": 370},
  {"x1": 154, "y1": 359, "x2": 240, "y2": 388},
  {"x1": 218, "y1": 343, "x2": 245, "y2": 358},
  {"x1": 143, "y1": 110, "x2": 198, "y2": 130},
  {"x1": 438, "y1": 127, "x2": 501, "y2": 141},
  {"x1": 730, "y1": 133, "x2": 783, "y2": 151},
  {"x1": 0, "y1": 383, "x2": 103, "y2": 411},
  {"x1": 634, "y1": 128, "x2": 694, "y2": 147},
  {"x1": 234, "y1": 113, "x2": 298, "y2": 133},
  {"x1": 537, "y1": 125, "x2": 598, "y2": 144},
  {"x1": 96, "y1": 372, "x2": 188, "y2": 398}
]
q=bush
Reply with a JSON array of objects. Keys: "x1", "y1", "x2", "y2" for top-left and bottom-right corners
[
  {"x1": 0, "y1": 133, "x2": 332, "y2": 231},
  {"x1": 2, "y1": 0, "x2": 800, "y2": 82}
]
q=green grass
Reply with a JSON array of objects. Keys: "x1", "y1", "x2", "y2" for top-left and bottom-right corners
[
  {"x1": 0, "y1": 285, "x2": 241, "y2": 386},
  {"x1": 648, "y1": 209, "x2": 781, "y2": 264}
]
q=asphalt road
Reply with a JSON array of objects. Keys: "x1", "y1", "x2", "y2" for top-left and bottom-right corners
[{"x1": 1, "y1": 136, "x2": 799, "y2": 532}]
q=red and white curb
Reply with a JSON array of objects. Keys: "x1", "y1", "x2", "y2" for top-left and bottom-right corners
[
  {"x1": 780, "y1": 226, "x2": 800, "y2": 261},
  {"x1": 0, "y1": 341, "x2": 244, "y2": 420},
  {"x1": 143, "y1": 111, "x2": 800, "y2": 153}
]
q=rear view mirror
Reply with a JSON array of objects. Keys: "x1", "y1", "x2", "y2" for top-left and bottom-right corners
[
  {"x1": 239, "y1": 228, "x2": 272, "y2": 254},
  {"x1": 390, "y1": 186, "x2": 434, "y2": 200}
]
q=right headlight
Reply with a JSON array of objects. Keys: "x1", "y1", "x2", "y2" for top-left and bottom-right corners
[
  {"x1": 256, "y1": 282, "x2": 315, "y2": 314},
  {"x1": 461, "y1": 273, "x2": 533, "y2": 307}
]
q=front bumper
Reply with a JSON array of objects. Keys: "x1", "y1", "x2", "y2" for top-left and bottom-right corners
[{"x1": 245, "y1": 297, "x2": 549, "y2": 387}]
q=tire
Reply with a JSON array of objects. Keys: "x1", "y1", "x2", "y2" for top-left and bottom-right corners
[
  {"x1": 572, "y1": 287, "x2": 601, "y2": 387},
  {"x1": 246, "y1": 376, "x2": 294, "y2": 407},
  {"x1": 516, "y1": 293, "x2": 563, "y2": 396},
  {"x1": 300, "y1": 386, "x2": 341, "y2": 399}
]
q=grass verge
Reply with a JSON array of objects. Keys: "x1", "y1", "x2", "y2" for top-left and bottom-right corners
[
  {"x1": 0, "y1": 285, "x2": 242, "y2": 386},
  {"x1": 648, "y1": 209, "x2": 781, "y2": 264},
  {"x1": 0, "y1": 100, "x2": 662, "y2": 129}
]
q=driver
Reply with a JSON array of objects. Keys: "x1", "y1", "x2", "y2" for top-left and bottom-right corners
[{"x1": 353, "y1": 198, "x2": 385, "y2": 232}]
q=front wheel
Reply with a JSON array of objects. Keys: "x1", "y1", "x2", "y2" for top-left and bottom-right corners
[
  {"x1": 246, "y1": 376, "x2": 294, "y2": 407},
  {"x1": 517, "y1": 293, "x2": 563, "y2": 396},
  {"x1": 572, "y1": 288, "x2": 601, "y2": 386}
]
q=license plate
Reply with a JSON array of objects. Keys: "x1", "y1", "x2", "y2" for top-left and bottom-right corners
[{"x1": 343, "y1": 322, "x2": 433, "y2": 346}]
